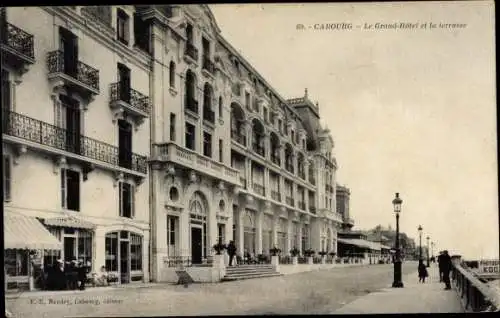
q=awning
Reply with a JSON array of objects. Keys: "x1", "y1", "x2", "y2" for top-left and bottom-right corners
[
  {"x1": 380, "y1": 245, "x2": 393, "y2": 250},
  {"x1": 4, "y1": 213, "x2": 62, "y2": 250},
  {"x1": 43, "y1": 214, "x2": 95, "y2": 229},
  {"x1": 338, "y1": 238, "x2": 382, "y2": 251}
]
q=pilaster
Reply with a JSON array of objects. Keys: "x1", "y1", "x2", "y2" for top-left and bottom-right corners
[
  {"x1": 287, "y1": 217, "x2": 293, "y2": 255},
  {"x1": 236, "y1": 204, "x2": 244, "y2": 256},
  {"x1": 255, "y1": 209, "x2": 263, "y2": 254},
  {"x1": 272, "y1": 214, "x2": 278, "y2": 248},
  {"x1": 264, "y1": 167, "x2": 270, "y2": 198}
]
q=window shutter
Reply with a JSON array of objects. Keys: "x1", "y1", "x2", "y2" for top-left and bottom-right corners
[
  {"x1": 61, "y1": 168, "x2": 66, "y2": 208},
  {"x1": 118, "y1": 182, "x2": 123, "y2": 217},
  {"x1": 3, "y1": 156, "x2": 11, "y2": 201},
  {"x1": 131, "y1": 184, "x2": 135, "y2": 218}
]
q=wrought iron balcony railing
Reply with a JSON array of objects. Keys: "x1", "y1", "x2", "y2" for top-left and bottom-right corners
[
  {"x1": 286, "y1": 196, "x2": 294, "y2": 206},
  {"x1": 185, "y1": 97, "x2": 199, "y2": 114},
  {"x1": 231, "y1": 130, "x2": 247, "y2": 146},
  {"x1": 2, "y1": 110, "x2": 147, "y2": 174},
  {"x1": 203, "y1": 108, "x2": 215, "y2": 124},
  {"x1": 271, "y1": 190, "x2": 281, "y2": 201},
  {"x1": 202, "y1": 56, "x2": 215, "y2": 74},
  {"x1": 109, "y1": 83, "x2": 150, "y2": 115},
  {"x1": 298, "y1": 201, "x2": 306, "y2": 211},
  {"x1": 309, "y1": 206, "x2": 316, "y2": 214},
  {"x1": 253, "y1": 183, "x2": 265, "y2": 196},
  {"x1": 185, "y1": 42, "x2": 199, "y2": 62},
  {"x1": 1, "y1": 22, "x2": 35, "y2": 59},
  {"x1": 47, "y1": 50, "x2": 100, "y2": 91},
  {"x1": 253, "y1": 143, "x2": 265, "y2": 157}
]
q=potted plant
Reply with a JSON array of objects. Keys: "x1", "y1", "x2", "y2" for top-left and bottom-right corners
[
  {"x1": 290, "y1": 247, "x2": 300, "y2": 265},
  {"x1": 304, "y1": 249, "x2": 315, "y2": 264},
  {"x1": 318, "y1": 250, "x2": 328, "y2": 264},
  {"x1": 329, "y1": 252, "x2": 336, "y2": 264},
  {"x1": 270, "y1": 246, "x2": 281, "y2": 256},
  {"x1": 212, "y1": 243, "x2": 227, "y2": 269},
  {"x1": 212, "y1": 243, "x2": 227, "y2": 255}
]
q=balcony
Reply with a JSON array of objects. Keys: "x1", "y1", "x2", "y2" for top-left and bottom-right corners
[
  {"x1": 298, "y1": 201, "x2": 306, "y2": 211},
  {"x1": 152, "y1": 142, "x2": 239, "y2": 186},
  {"x1": 2, "y1": 110, "x2": 147, "y2": 176},
  {"x1": 202, "y1": 56, "x2": 215, "y2": 76},
  {"x1": 239, "y1": 177, "x2": 247, "y2": 189},
  {"x1": 185, "y1": 97, "x2": 199, "y2": 117},
  {"x1": 285, "y1": 196, "x2": 294, "y2": 207},
  {"x1": 109, "y1": 83, "x2": 150, "y2": 126},
  {"x1": 184, "y1": 42, "x2": 199, "y2": 64},
  {"x1": 202, "y1": 108, "x2": 215, "y2": 125},
  {"x1": 271, "y1": 190, "x2": 281, "y2": 201},
  {"x1": 253, "y1": 142, "x2": 265, "y2": 157},
  {"x1": 46, "y1": 50, "x2": 100, "y2": 100},
  {"x1": 309, "y1": 206, "x2": 316, "y2": 214},
  {"x1": 231, "y1": 130, "x2": 247, "y2": 147},
  {"x1": 1, "y1": 22, "x2": 35, "y2": 74},
  {"x1": 318, "y1": 208, "x2": 343, "y2": 223},
  {"x1": 253, "y1": 183, "x2": 265, "y2": 196}
]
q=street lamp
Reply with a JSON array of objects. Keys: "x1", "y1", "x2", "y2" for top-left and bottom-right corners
[
  {"x1": 418, "y1": 225, "x2": 423, "y2": 261},
  {"x1": 431, "y1": 241, "x2": 435, "y2": 260},
  {"x1": 426, "y1": 236, "x2": 430, "y2": 267},
  {"x1": 392, "y1": 192, "x2": 403, "y2": 288}
]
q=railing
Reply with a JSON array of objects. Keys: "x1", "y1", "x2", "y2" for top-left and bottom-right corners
[
  {"x1": 185, "y1": 42, "x2": 199, "y2": 61},
  {"x1": 47, "y1": 50, "x2": 100, "y2": 91},
  {"x1": 298, "y1": 201, "x2": 306, "y2": 211},
  {"x1": 185, "y1": 97, "x2": 199, "y2": 114},
  {"x1": 109, "y1": 83, "x2": 150, "y2": 115},
  {"x1": 2, "y1": 110, "x2": 147, "y2": 174},
  {"x1": 253, "y1": 143, "x2": 265, "y2": 157},
  {"x1": 203, "y1": 108, "x2": 215, "y2": 123},
  {"x1": 239, "y1": 177, "x2": 247, "y2": 188},
  {"x1": 286, "y1": 196, "x2": 294, "y2": 206},
  {"x1": 452, "y1": 261, "x2": 500, "y2": 312},
  {"x1": 2, "y1": 22, "x2": 35, "y2": 59},
  {"x1": 231, "y1": 130, "x2": 247, "y2": 146},
  {"x1": 202, "y1": 56, "x2": 215, "y2": 74},
  {"x1": 253, "y1": 183, "x2": 265, "y2": 196},
  {"x1": 271, "y1": 190, "x2": 281, "y2": 201},
  {"x1": 166, "y1": 256, "x2": 193, "y2": 268},
  {"x1": 309, "y1": 206, "x2": 316, "y2": 214}
]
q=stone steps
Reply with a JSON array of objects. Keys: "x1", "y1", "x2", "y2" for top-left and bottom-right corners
[{"x1": 222, "y1": 264, "x2": 282, "y2": 282}]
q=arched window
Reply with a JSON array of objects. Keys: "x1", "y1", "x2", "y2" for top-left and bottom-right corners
[
  {"x1": 218, "y1": 96, "x2": 223, "y2": 118},
  {"x1": 169, "y1": 61, "x2": 176, "y2": 88}
]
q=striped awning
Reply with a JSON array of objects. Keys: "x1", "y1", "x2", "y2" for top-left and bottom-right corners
[
  {"x1": 43, "y1": 215, "x2": 95, "y2": 229},
  {"x1": 338, "y1": 238, "x2": 382, "y2": 251},
  {"x1": 4, "y1": 213, "x2": 62, "y2": 250}
]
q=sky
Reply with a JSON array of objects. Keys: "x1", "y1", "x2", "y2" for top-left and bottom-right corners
[{"x1": 209, "y1": 1, "x2": 498, "y2": 260}]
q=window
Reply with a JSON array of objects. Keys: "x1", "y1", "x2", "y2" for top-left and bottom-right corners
[
  {"x1": 170, "y1": 113, "x2": 176, "y2": 142},
  {"x1": 185, "y1": 122, "x2": 195, "y2": 150},
  {"x1": 263, "y1": 108, "x2": 268, "y2": 123},
  {"x1": 278, "y1": 119, "x2": 282, "y2": 133},
  {"x1": 167, "y1": 216, "x2": 177, "y2": 247},
  {"x1": 117, "y1": 63, "x2": 131, "y2": 103},
  {"x1": 202, "y1": 36, "x2": 210, "y2": 58},
  {"x1": 5, "y1": 250, "x2": 28, "y2": 277},
  {"x1": 77, "y1": 230, "x2": 93, "y2": 265},
  {"x1": 105, "y1": 232, "x2": 118, "y2": 271},
  {"x1": 59, "y1": 27, "x2": 79, "y2": 77},
  {"x1": 61, "y1": 169, "x2": 80, "y2": 211},
  {"x1": 119, "y1": 182, "x2": 135, "y2": 218},
  {"x1": 219, "y1": 139, "x2": 223, "y2": 162},
  {"x1": 118, "y1": 119, "x2": 132, "y2": 169},
  {"x1": 133, "y1": 12, "x2": 151, "y2": 53},
  {"x1": 218, "y1": 224, "x2": 225, "y2": 244},
  {"x1": 186, "y1": 23, "x2": 193, "y2": 44},
  {"x1": 130, "y1": 233, "x2": 142, "y2": 271},
  {"x1": 203, "y1": 131, "x2": 212, "y2": 158},
  {"x1": 245, "y1": 92, "x2": 250, "y2": 110},
  {"x1": 291, "y1": 131, "x2": 295, "y2": 143},
  {"x1": 218, "y1": 97, "x2": 223, "y2": 118},
  {"x1": 3, "y1": 155, "x2": 11, "y2": 202},
  {"x1": 116, "y1": 8, "x2": 130, "y2": 45},
  {"x1": 169, "y1": 61, "x2": 176, "y2": 88}
]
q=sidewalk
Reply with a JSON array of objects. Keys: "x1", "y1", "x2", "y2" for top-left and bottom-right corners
[{"x1": 333, "y1": 263, "x2": 465, "y2": 314}]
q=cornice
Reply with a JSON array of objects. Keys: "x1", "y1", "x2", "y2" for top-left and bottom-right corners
[{"x1": 44, "y1": 7, "x2": 152, "y2": 73}]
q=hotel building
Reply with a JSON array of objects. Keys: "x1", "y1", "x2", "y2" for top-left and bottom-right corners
[{"x1": 2, "y1": 4, "x2": 356, "y2": 286}]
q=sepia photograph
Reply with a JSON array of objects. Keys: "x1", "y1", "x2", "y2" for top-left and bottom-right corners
[{"x1": 2, "y1": 2, "x2": 498, "y2": 316}]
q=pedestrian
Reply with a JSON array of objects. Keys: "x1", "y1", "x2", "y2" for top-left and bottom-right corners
[
  {"x1": 437, "y1": 251, "x2": 444, "y2": 282},
  {"x1": 227, "y1": 240, "x2": 237, "y2": 267},
  {"x1": 441, "y1": 250, "x2": 452, "y2": 290},
  {"x1": 77, "y1": 260, "x2": 87, "y2": 290},
  {"x1": 418, "y1": 259, "x2": 428, "y2": 283}
]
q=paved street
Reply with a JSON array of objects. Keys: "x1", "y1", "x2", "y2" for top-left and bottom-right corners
[{"x1": 6, "y1": 263, "x2": 419, "y2": 317}]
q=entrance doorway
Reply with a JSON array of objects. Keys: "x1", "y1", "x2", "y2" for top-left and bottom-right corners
[
  {"x1": 120, "y1": 241, "x2": 129, "y2": 284},
  {"x1": 191, "y1": 226, "x2": 202, "y2": 264},
  {"x1": 64, "y1": 237, "x2": 76, "y2": 262}
]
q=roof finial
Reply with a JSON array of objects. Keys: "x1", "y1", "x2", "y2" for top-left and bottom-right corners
[{"x1": 304, "y1": 88, "x2": 308, "y2": 98}]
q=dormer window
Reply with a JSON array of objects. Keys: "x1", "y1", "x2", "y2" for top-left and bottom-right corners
[{"x1": 116, "y1": 8, "x2": 130, "y2": 45}]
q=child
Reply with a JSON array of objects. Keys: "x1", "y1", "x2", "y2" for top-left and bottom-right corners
[{"x1": 418, "y1": 259, "x2": 428, "y2": 283}]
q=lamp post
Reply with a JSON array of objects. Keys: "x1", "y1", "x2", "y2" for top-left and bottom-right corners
[
  {"x1": 392, "y1": 192, "x2": 403, "y2": 288},
  {"x1": 431, "y1": 241, "x2": 435, "y2": 261},
  {"x1": 426, "y1": 236, "x2": 430, "y2": 267},
  {"x1": 418, "y1": 225, "x2": 423, "y2": 261}
]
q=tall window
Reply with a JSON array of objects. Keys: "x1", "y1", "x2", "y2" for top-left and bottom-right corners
[
  {"x1": 118, "y1": 119, "x2": 132, "y2": 169},
  {"x1": 59, "y1": 27, "x2": 78, "y2": 78},
  {"x1": 203, "y1": 132, "x2": 212, "y2": 158},
  {"x1": 116, "y1": 8, "x2": 130, "y2": 45},
  {"x1": 185, "y1": 122, "x2": 195, "y2": 150},
  {"x1": 133, "y1": 12, "x2": 151, "y2": 53},
  {"x1": 105, "y1": 232, "x2": 118, "y2": 271},
  {"x1": 3, "y1": 155, "x2": 11, "y2": 202},
  {"x1": 186, "y1": 23, "x2": 193, "y2": 44},
  {"x1": 245, "y1": 92, "x2": 250, "y2": 110},
  {"x1": 119, "y1": 182, "x2": 135, "y2": 218},
  {"x1": 5, "y1": 250, "x2": 28, "y2": 277},
  {"x1": 169, "y1": 61, "x2": 176, "y2": 88},
  {"x1": 202, "y1": 37, "x2": 210, "y2": 58},
  {"x1": 218, "y1": 224, "x2": 225, "y2": 244},
  {"x1": 77, "y1": 231, "x2": 93, "y2": 264},
  {"x1": 61, "y1": 169, "x2": 80, "y2": 211},
  {"x1": 117, "y1": 63, "x2": 131, "y2": 103},
  {"x1": 218, "y1": 97, "x2": 223, "y2": 118},
  {"x1": 219, "y1": 139, "x2": 223, "y2": 163},
  {"x1": 167, "y1": 215, "x2": 177, "y2": 256},
  {"x1": 130, "y1": 233, "x2": 142, "y2": 271},
  {"x1": 169, "y1": 113, "x2": 176, "y2": 142}
]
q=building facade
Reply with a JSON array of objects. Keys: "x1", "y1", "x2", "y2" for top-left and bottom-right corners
[
  {"x1": 336, "y1": 184, "x2": 355, "y2": 231},
  {"x1": 2, "y1": 6, "x2": 151, "y2": 288},
  {"x1": 2, "y1": 4, "x2": 354, "y2": 286}
]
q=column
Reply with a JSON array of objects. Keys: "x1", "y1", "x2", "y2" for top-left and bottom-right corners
[
  {"x1": 280, "y1": 143, "x2": 285, "y2": 169},
  {"x1": 293, "y1": 183, "x2": 298, "y2": 208},
  {"x1": 264, "y1": 167, "x2": 270, "y2": 198},
  {"x1": 246, "y1": 120, "x2": 252, "y2": 148},
  {"x1": 279, "y1": 175, "x2": 285, "y2": 202},
  {"x1": 208, "y1": 199, "x2": 218, "y2": 257},
  {"x1": 272, "y1": 215, "x2": 278, "y2": 248},
  {"x1": 304, "y1": 188, "x2": 309, "y2": 213},
  {"x1": 150, "y1": 166, "x2": 168, "y2": 282},
  {"x1": 93, "y1": 226, "x2": 106, "y2": 274},
  {"x1": 236, "y1": 205, "x2": 244, "y2": 256},
  {"x1": 310, "y1": 218, "x2": 321, "y2": 252},
  {"x1": 142, "y1": 230, "x2": 150, "y2": 282},
  {"x1": 297, "y1": 219, "x2": 303, "y2": 254},
  {"x1": 255, "y1": 210, "x2": 263, "y2": 254},
  {"x1": 304, "y1": 160, "x2": 309, "y2": 182},
  {"x1": 245, "y1": 158, "x2": 252, "y2": 190},
  {"x1": 286, "y1": 214, "x2": 293, "y2": 255}
]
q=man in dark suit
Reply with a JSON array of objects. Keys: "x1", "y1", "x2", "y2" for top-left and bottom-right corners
[
  {"x1": 437, "y1": 251, "x2": 444, "y2": 282},
  {"x1": 441, "y1": 250, "x2": 452, "y2": 290}
]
